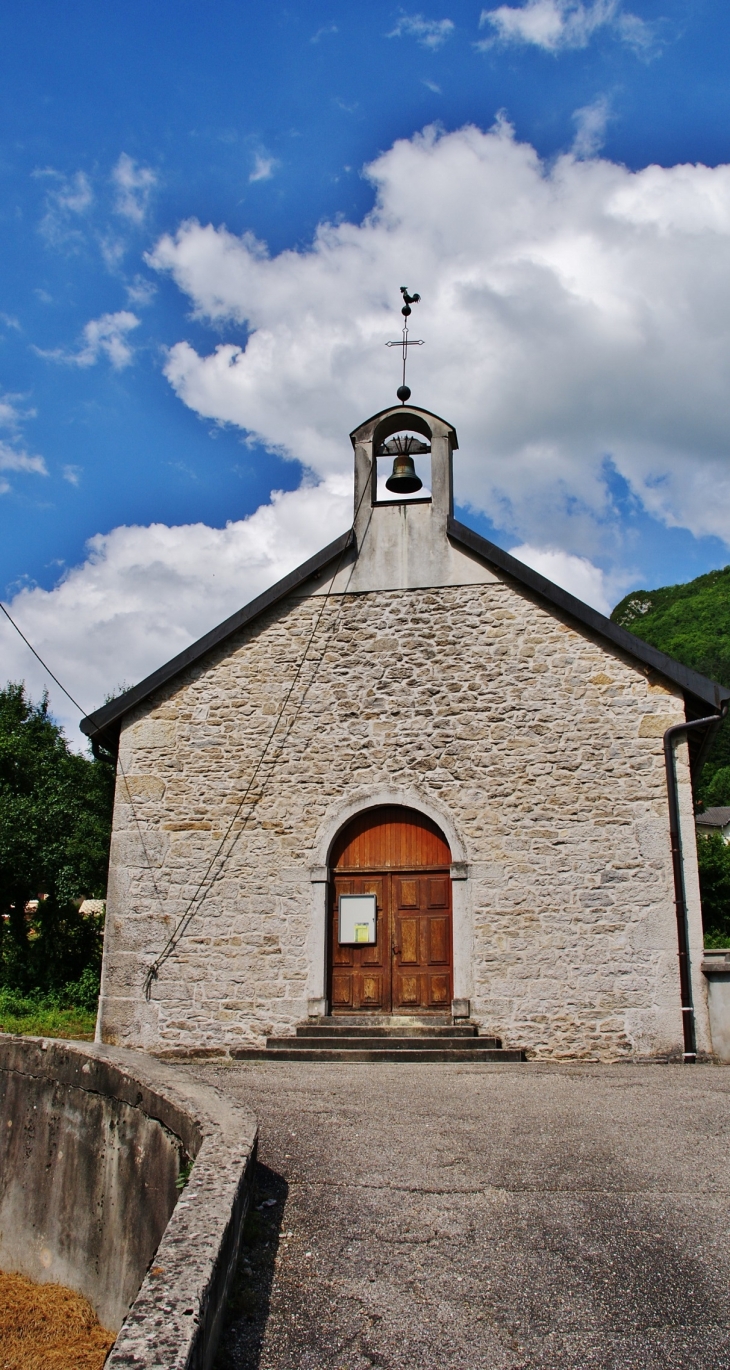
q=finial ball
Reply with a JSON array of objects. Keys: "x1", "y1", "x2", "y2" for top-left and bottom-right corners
[{"x1": 397, "y1": 384, "x2": 411, "y2": 404}]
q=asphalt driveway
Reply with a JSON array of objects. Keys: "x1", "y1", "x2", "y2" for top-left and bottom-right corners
[{"x1": 190, "y1": 1060, "x2": 730, "y2": 1370}]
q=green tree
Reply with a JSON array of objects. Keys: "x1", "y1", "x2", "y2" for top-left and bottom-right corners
[
  {"x1": 696, "y1": 833, "x2": 730, "y2": 947},
  {"x1": 0, "y1": 682, "x2": 114, "y2": 991},
  {"x1": 701, "y1": 767, "x2": 730, "y2": 809}
]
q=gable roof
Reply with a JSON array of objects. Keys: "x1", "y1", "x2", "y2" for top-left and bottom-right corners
[{"x1": 80, "y1": 515, "x2": 729, "y2": 755}]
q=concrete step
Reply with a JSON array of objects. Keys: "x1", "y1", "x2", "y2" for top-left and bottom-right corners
[
  {"x1": 230, "y1": 1046, "x2": 526, "y2": 1063},
  {"x1": 271, "y1": 1034, "x2": 501, "y2": 1051},
  {"x1": 317, "y1": 1013, "x2": 453, "y2": 1027},
  {"x1": 296, "y1": 1022, "x2": 479, "y2": 1038}
]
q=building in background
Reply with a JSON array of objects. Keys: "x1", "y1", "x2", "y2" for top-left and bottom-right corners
[{"x1": 696, "y1": 808, "x2": 730, "y2": 842}]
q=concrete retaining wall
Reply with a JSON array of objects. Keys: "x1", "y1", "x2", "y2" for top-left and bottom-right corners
[
  {"x1": 703, "y1": 952, "x2": 730, "y2": 1062},
  {"x1": 0, "y1": 1036, "x2": 257, "y2": 1368}
]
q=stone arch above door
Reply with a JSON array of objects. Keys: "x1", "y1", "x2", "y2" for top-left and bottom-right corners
[
  {"x1": 310, "y1": 786, "x2": 468, "y2": 874},
  {"x1": 330, "y1": 804, "x2": 451, "y2": 873}
]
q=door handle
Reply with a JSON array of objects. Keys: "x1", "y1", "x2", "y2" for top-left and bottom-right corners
[{"x1": 392, "y1": 945, "x2": 400, "y2": 955}]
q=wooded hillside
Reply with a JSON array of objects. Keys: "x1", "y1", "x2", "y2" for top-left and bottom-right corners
[{"x1": 611, "y1": 566, "x2": 730, "y2": 807}]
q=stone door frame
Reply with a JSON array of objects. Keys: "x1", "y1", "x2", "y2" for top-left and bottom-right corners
[{"x1": 306, "y1": 786, "x2": 473, "y2": 1019}]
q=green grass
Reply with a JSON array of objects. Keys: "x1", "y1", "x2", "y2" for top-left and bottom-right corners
[{"x1": 0, "y1": 989, "x2": 96, "y2": 1040}]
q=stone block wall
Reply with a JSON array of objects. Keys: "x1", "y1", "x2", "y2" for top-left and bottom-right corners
[{"x1": 99, "y1": 575, "x2": 708, "y2": 1060}]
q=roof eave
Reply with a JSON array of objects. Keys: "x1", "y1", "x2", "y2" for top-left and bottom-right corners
[
  {"x1": 80, "y1": 527, "x2": 356, "y2": 753},
  {"x1": 447, "y1": 516, "x2": 730, "y2": 713}
]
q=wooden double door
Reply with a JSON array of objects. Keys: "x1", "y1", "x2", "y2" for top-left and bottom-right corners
[{"x1": 328, "y1": 806, "x2": 453, "y2": 1015}]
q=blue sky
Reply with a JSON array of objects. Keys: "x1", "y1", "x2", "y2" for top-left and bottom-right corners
[{"x1": 2, "y1": 0, "x2": 730, "y2": 734}]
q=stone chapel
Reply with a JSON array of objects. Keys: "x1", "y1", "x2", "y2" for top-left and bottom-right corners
[{"x1": 82, "y1": 402, "x2": 730, "y2": 1061}]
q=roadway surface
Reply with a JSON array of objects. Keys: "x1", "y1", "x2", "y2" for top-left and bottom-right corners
[{"x1": 190, "y1": 1060, "x2": 730, "y2": 1370}]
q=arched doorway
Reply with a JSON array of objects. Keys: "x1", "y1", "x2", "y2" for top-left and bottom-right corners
[{"x1": 328, "y1": 806, "x2": 453, "y2": 1014}]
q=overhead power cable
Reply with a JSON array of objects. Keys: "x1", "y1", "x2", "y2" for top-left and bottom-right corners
[
  {"x1": 0, "y1": 601, "x2": 89, "y2": 718},
  {"x1": 143, "y1": 485, "x2": 374, "y2": 995},
  {"x1": 0, "y1": 597, "x2": 167, "y2": 920},
  {"x1": 2, "y1": 462, "x2": 377, "y2": 998}
]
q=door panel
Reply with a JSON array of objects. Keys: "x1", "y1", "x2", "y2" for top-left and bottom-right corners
[
  {"x1": 429, "y1": 974, "x2": 451, "y2": 1007},
  {"x1": 397, "y1": 974, "x2": 420, "y2": 1005},
  {"x1": 428, "y1": 917, "x2": 450, "y2": 965},
  {"x1": 361, "y1": 974, "x2": 384, "y2": 1007},
  {"x1": 428, "y1": 877, "x2": 449, "y2": 907},
  {"x1": 391, "y1": 872, "x2": 453, "y2": 1012},
  {"x1": 399, "y1": 918, "x2": 419, "y2": 964},
  {"x1": 330, "y1": 874, "x2": 389, "y2": 1012},
  {"x1": 331, "y1": 973, "x2": 353, "y2": 1008},
  {"x1": 400, "y1": 879, "x2": 418, "y2": 907}
]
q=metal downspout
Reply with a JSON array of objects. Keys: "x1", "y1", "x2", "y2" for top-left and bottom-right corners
[{"x1": 663, "y1": 708, "x2": 727, "y2": 1061}]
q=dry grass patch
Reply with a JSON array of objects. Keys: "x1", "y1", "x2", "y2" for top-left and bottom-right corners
[{"x1": 0, "y1": 1270, "x2": 115, "y2": 1369}]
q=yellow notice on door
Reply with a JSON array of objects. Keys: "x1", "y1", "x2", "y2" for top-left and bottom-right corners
[{"x1": 354, "y1": 924, "x2": 370, "y2": 943}]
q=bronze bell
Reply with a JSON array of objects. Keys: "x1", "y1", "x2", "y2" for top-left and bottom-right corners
[{"x1": 385, "y1": 453, "x2": 423, "y2": 494}]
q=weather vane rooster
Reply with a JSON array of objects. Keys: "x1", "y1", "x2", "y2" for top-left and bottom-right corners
[{"x1": 385, "y1": 286, "x2": 424, "y2": 403}]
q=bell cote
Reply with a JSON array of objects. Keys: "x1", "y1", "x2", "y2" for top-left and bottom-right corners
[
  {"x1": 335, "y1": 403, "x2": 489, "y2": 594},
  {"x1": 351, "y1": 404, "x2": 457, "y2": 530}
]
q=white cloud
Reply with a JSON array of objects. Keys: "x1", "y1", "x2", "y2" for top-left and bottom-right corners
[
  {"x1": 99, "y1": 234, "x2": 127, "y2": 271},
  {"x1": 112, "y1": 153, "x2": 157, "y2": 224},
  {"x1": 0, "y1": 395, "x2": 28, "y2": 431},
  {"x1": 0, "y1": 443, "x2": 47, "y2": 478},
  {"x1": 0, "y1": 395, "x2": 47, "y2": 491},
  {"x1": 38, "y1": 310, "x2": 141, "y2": 370},
  {"x1": 311, "y1": 22, "x2": 338, "y2": 42},
  {"x1": 509, "y1": 543, "x2": 623, "y2": 614},
  {"x1": 389, "y1": 13, "x2": 455, "y2": 49},
  {"x1": 0, "y1": 478, "x2": 352, "y2": 746},
  {"x1": 571, "y1": 95, "x2": 611, "y2": 159},
  {"x1": 34, "y1": 156, "x2": 156, "y2": 262},
  {"x1": 126, "y1": 274, "x2": 157, "y2": 306},
  {"x1": 249, "y1": 154, "x2": 277, "y2": 184},
  {"x1": 478, "y1": 0, "x2": 651, "y2": 53},
  {"x1": 35, "y1": 169, "x2": 93, "y2": 245},
  {"x1": 147, "y1": 120, "x2": 730, "y2": 557},
  {"x1": 63, "y1": 464, "x2": 81, "y2": 486}
]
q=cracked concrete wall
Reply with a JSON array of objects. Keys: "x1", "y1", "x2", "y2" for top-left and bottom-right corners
[{"x1": 98, "y1": 575, "x2": 707, "y2": 1060}]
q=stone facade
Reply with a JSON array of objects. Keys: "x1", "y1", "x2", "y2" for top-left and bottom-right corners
[
  {"x1": 99, "y1": 573, "x2": 708, "y2": 1061},
  {"x1": 95, "y1": 403, "x2": 712, "y2": 1061}
]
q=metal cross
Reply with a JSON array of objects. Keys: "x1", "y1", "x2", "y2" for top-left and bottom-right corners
[{"x1": 385, "y1": 286, "x2": 424, "y2": 403}]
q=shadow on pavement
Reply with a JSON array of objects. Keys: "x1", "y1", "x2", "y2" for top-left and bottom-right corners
[{"x1": 214, "y1": 1161, "x2": 289, "y2": 1370}]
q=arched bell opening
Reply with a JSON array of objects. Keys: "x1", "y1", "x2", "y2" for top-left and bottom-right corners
[
  {"x1": 375, "y1": 431, "x2": 432, "y2": 503},
  {"x1": 326, "y1": 805, "x2": 453, "y2": 1015},
  {"x1": 372, "y1": 411, "x2": 433, "y2": 505}
]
